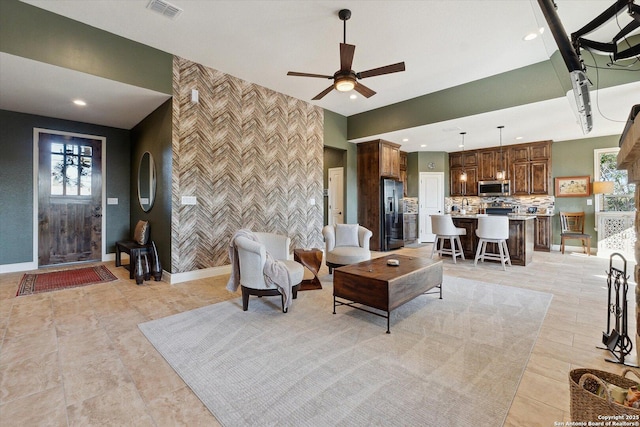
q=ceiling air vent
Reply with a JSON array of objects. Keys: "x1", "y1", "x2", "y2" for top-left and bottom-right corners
[{"x1": 146, "y1": 0, "x2": 182, "y2": 19}]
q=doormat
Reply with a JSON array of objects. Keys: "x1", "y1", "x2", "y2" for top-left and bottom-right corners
[{"x1": 16, "y1": 265, "x2": 117, "y2": 296}]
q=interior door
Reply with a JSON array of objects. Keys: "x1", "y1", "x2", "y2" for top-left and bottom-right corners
[
  {"x1": 419, "y1": 172, "x2": 444, "y2": 243},
  {"x1": 38, "y1": 132, "x2": 103, "y2": 266},
  {"x1": 328, "y1": 167, "x2": 344, "y2": 226}
]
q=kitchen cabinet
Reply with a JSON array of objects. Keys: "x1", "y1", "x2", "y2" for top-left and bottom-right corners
[
  {"x1": 403, "y1": 214, "x2": 418, "y2": 242},
  {"x1": 478, "y1": 149, "x2": 498, "y2": 180},
  {"x1": 478, "y1": 149, "x2": 509, "y2": 180},
  {"x1": 450, "y1": 152, "x2": 478, "y2": 196},
  {"x1": 399, "y1": 151, "x2": 408, "y2": 197},
  {"x1": 380, "y1": 142, "x2": 400, "y2": 178},
  {"x1": 534, "y1": 215, "x2": 551, "y2": 252},
  {"x1": 511, "y1": 159, "x2": 550, "y2": 195},
  {"x1": 357, "y1": 139, "x2": 402, "y2": 251},
  {"x1": 451, "y1": 216, "x2": 535, "y2": 266},
  {"x1": 509, "y1": 141, "x2": 551, "y2": 196},
  {"x1": 450, "y1": 167, "x2": 477, "y2": 196},
  {"x1": 450, "y1": 140, "x2": 551, "y2": 196}
]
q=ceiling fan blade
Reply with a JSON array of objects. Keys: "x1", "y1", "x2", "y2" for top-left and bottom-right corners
[
  {"x1": 287, "y1": 71, "x2": 333, "y2": 79},
  {"x1": 354, "y1": 82, "x2": 376, "y2": 98},
  {"x1": 340, "y1": 43, "x2": 355, "y2": 71},
  {"x1": 358, "y1": 62, "x2": 405, "y2": 79},
  {"x1": 312, "y1": 85, "x2": 335, "y2": 100}
]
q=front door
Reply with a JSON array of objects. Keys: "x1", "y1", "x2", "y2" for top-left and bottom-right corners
[
  {"x1": 419, "y1": 172, "x2": 444, "y2": 243},
  {"x1": 38, "y1": 132, "x2": 103, "y2": 266},
  {"x1": 328, "y1": 167, "x2": 344, "y2": 226}
]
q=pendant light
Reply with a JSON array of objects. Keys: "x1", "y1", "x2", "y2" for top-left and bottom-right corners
[
  {"x1": 496, "y1": 125, "x2": 506, "y2": 180},
  {"x1": 460, "y1": 132, "x2": 467, "y2": 182},
  {"x1": 459, "y1": 132, "x2": 467, "y2": 195}
]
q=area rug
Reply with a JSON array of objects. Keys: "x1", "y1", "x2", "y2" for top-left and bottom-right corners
[
  {"x1": 16, "y1": 265, "x2": 117, "y2": 296},
  {"x1": 139, "y1": 276, "x2": 552, "y2": 427}
]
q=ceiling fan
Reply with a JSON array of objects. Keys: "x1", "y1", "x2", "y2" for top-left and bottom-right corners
[{"x1": 287, "y1": 9, "x2": 406, "y2": 100}]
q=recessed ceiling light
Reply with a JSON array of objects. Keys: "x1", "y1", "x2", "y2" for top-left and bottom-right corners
[
  {"x1": 420, "y1": 144, "x2": 427, "y2": 148},
  {"x1": 350, "y1": 94, "x2": 357, "y2": 100},
  {"x1": 402, "y1": 138, "x2": 409, "y2": 142},
  {"x1": 73, "y1": 99, "x2": 87, "y2": 106},
  {"x1": 523, "y1": 27, "x2": 544, "y2": 41},
  {"x1": 458, "y1": 144, "x2": 464, "y2": 148},
  {"x1": 515, "y1": 136, "x2": 523, "y2": 140}
]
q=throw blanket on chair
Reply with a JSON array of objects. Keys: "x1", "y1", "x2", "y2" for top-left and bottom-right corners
[{"x1": 226, "y1": 229, "x2": 293, "y2": 310}]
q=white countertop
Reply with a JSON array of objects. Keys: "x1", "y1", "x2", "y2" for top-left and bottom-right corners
[{"x1": 451, "y1": 213, "x2": 536, "y2": 220}]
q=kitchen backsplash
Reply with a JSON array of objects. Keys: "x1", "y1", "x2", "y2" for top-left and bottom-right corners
[
  {"x1": 403, "y1": 197, "x2": 418, "y2": 214},
  {"x1": 446, "y1": 195, "x2": 555, "y2": 215}
]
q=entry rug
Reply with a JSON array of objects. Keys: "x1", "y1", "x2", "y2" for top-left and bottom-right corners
[
  {"x1": 139, "y1": 276, "x2": 553, "y2": 426},
  {"x1": 16, "y1": 265, "x2": 117, "y2": 296}
]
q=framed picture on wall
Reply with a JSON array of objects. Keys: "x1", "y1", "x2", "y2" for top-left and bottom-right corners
[{"x1": 555, "y1": 176, "x2": 590, "y2": 197}]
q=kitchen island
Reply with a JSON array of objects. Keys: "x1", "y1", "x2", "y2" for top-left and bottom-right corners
[{"x1": 450, "y1": 215, "x2": 535, "y2": 266}]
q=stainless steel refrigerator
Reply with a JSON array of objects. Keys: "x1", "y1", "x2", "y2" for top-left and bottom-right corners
[{"x1": 381, "y1": 179, "x2": 404, "y2": 251}]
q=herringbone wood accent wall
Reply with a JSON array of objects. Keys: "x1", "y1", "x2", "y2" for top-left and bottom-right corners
[{"x1": 171, "y1": 57, "x2": 324, "y2": 273}]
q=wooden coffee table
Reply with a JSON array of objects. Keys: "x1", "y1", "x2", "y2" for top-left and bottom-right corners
[{"x1": 333, "y1": 254, "x2": 443, "y2": 333}]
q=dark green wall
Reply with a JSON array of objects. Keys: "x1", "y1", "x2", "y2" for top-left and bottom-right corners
[
  {"x1": 0, "y1": 109, "x2": 131, "y2": 266},
  {"x1": 323, "y1": 147, "x2": 346, "y2": 225},
  {"x1": 0, "y1": 0, "x2": 173, "y2": 94},
  {"x1": 130, "y1": 100, "x2": 173, "y2": 271},
  {"x1": 551, "y1": 135, "x2": 621, "y2": 247},
  {"x1": 323, "y1": 110, "x2": 357, "y2": 224}
]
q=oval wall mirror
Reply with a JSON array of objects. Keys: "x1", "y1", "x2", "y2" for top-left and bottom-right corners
[{"x1": 138, "y1": 151, "x2": 156, "y2": 212}]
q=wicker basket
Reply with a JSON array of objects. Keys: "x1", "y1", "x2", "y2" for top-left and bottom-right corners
[{"x1": 569, "y1": 368, "x2": 640, "y2": 422}]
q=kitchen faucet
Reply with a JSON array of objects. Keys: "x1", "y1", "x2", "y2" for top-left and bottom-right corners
[{"x1": 462, "y1": 198, "x2": 469, "y2": 207}]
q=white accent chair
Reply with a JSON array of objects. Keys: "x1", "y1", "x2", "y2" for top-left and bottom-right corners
[
  {"x1": 474, "y1": 216, "x2": 512, "y2": 271},
  {"x1": 430, "y1": 214, "x2": 466, "y2": 263},
  {"x1": 235, "y1": 232, "x2": 303, "y2": 313},
  {"x1": 322, "y1": 224, "x2": 372, "y2": 273}
]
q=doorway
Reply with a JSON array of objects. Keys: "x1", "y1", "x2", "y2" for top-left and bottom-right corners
[
  {"x1": 418, "y1": 172, "x2": 444, "y2": 243},
  {"x1": 35, "y1": 130, "x2": 105, "y2": 266},
  {"x1": 328, "y1": 167, "x2": 344, "y2": 226}
]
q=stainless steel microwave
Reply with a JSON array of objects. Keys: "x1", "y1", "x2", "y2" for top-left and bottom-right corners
[{"x1": 478, "y1": 180, "x2": 511, "y2": 196}]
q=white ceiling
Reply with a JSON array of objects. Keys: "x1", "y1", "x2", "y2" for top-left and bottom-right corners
[{"x1": 5, "y1": 0, "x2": 640, "y2": 151}]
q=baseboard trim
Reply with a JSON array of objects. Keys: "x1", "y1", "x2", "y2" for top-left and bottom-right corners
[{"x1": 165, "y1": 265, "x2": 232, "y2": 285}]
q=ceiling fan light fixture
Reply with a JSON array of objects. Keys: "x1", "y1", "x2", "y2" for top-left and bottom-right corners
[{"x1": 335, "y1": 77, "x2": 355, "y2": 92}]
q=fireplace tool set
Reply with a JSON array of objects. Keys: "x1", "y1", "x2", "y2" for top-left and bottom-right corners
[{"x1": 598, "y1": 253, "x2": 637, "y2": 367}]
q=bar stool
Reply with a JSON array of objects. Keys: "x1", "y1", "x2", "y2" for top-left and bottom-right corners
[
  {"x1": 430, "y1": 214, "x2": 466, "y2": 263},
  {"x1": 474, "y1": 216, "x2": 511, "y2": 271}
]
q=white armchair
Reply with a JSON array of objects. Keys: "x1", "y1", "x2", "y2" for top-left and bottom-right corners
[
  {"x1": 235, "y1": 232, "x2": 304, "y2": 313},
  {"x1": 322, "y1": 224, "x2": 372, "y2": 273}
]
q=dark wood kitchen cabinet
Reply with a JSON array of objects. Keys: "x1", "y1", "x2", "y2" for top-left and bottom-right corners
[
  {"x1": 534, "y1": 215, "x2": 551, "y2": 252},
  {"x1": 357, "y1": 139, "x2": 402, "y2": 251},
  {"x1": 450, "y1": 140, "x2": 550, "y2": 196},
  {"x1": 450, "y1": 152, "x2": 477, "y2": 196},
  {"x1": 399, "y1": 151, "x2": 407, "y2": 197},
  {"x1": 451, "y1": 217, "x2": 534, "y2": 266},
  {"x1": 509, "y1": 141, "x2": 551, "y2": 196},
  {"x1": 478, "y1": 149, "x2": 509, "y2": 181}
]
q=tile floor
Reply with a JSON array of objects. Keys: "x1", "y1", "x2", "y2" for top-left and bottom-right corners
[{"x1": 0, "y1": 247, "x2": 636, "y2": 426}]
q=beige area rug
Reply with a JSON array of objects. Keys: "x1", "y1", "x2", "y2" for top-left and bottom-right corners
[{"x1": 139, "y1": 276, "x2": 552, "y2": 426}]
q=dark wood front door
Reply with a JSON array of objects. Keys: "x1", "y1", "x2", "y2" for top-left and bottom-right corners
[{"x1": 38, "y1": 132, "x2": 103, "y2": 266}]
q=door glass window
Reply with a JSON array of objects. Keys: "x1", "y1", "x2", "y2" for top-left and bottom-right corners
[{"x1": 50, "y1": 142, "x2": 93, "y2": 196}]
